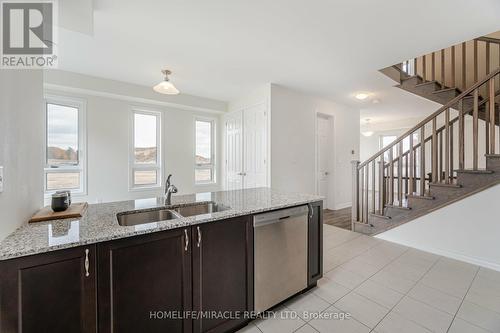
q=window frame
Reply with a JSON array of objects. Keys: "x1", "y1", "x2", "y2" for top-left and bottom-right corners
[
  {"x1": 194, "y1": 116, "x2": 216, "y2": 185},
  {"x1": 43, "y1": 95, "x2": 87, "y2": 197},
  {"x1": 129, "y1": 108, "x2": 162, "y2": 190}
]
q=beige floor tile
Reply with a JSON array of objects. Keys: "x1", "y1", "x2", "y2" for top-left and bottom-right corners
[
  {"x1": 312, "y1": 277, "x2": 351, "y2": 304},
  {"x1": 465, "y1": 289, "x2": 500, "y2": 314},
  {"x1": 254, "y1": 306, "x2": 306, "y2": 333},
  {"x1": 325, "y1": 267, "x2": 367, "y2": 289},
  {"x1": 408, "y1": 283, "x2": 462, "y2": 315},
  {"x1": 339, "y1": 256, "x2": 381, "y2": 279},
  {"x1": 448, "y1": 318, "x2": 490, "y2": 333},
  {"x1": 293, "y1": 324, "x2": 318, "y2": 333},
  {"x1": 355, "y1": 279, "x2": 404, "y2": 309},
  {"x1": 285, "y1": 291, "x2": 330, "y2": 320},
  {"x1": 369, "y1": 269, "x2": 416, "y2": 294},
  {"x1": 477, "y1": 267, "x2": 500, "y2": 283},
  {"x1": 237, "y1": 323, "x2": 262, "y2": 333},
  {"x1": 374, "y1": 311, "x2": 432, "y2": 333},
  {"x1": 334, "y1": 292, "x2": 390, "y2": 328},
  {"x1": 308, "y1": 306, "x2": 370, "y2": 333},
  {"x1": 393, "y1": 297, "x2": 453, "y2": 333},
  {"x1": 456, "y1": 301, "x2": 500, "y2": 332}
]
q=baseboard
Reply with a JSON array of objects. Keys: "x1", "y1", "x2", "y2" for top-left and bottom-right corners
[
  {"x1": 375, "y1": 236, "x2": 500, "y2": 272},
  {"x1": 333, "y1": 202, "x2": 351, "y2": 210}
]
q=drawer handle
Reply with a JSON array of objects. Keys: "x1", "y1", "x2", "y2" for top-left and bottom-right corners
[
  {"x1": 84, "y1": 249, "x2": 90, "y2": 277},
  {"x1": 197, "y1": 226, "x2": 202, "y2": 248},
  {"x1": 308, "y1": 204, "x2": 314, "y2": 219},
  {"x1": 184, "y1": 229, "x2": 189, "y2": 252}
]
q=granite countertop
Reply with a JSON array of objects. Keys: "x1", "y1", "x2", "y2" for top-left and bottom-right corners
[{"x1": 0, "y1": 188, "x2": 323, "y2": 261}]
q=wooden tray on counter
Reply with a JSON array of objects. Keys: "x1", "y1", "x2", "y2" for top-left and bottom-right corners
[{"x1": 29, "y1": 202, "x2": 88, "y2": 223}]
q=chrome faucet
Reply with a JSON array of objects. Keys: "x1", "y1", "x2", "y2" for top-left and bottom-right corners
[{"x1": 165, "y1": 174, "x2": 178, "y2": 205}]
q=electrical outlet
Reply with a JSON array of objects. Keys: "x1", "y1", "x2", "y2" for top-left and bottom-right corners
[{"x1": 0, "y1": 166, "x2": 4, "y2": 193}]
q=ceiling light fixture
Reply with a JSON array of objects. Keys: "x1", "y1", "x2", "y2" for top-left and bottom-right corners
[
  {"x1": 355, "y1": 92, "x2": 370, "y2": 100},
  {"x1": 153, "y1": 69, "x2": 180, "y2": 95},
  {"x1": 361, "y1": 118, "x2": 374, "y2": 137}
]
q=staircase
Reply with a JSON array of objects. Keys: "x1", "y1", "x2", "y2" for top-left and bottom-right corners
[{"x1": 353, "y1": 37, "x2": 500, "y2": 235}]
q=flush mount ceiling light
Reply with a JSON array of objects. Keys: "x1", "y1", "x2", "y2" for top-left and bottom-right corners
[
  {"x1": 361, "y1": 118, "x2": 374, "y2": 137},
  {"x1": 355, "y1": 92, "x2": 371, "y2": 100},
  {"x1": 153, "y1": 69, "x2": 180, "y2": 95}
]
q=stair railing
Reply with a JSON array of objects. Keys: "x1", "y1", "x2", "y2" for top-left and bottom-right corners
[
  {"x1": 352, "y1": 67, "x2": 500, "y2": 226},
  {"x1": 400, "y1": 37, "x2": 500, "y2": 95}
]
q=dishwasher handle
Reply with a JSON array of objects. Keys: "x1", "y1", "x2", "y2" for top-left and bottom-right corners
[{"x1": 253, "y1": 205, "x2": 308, "y2": 227}]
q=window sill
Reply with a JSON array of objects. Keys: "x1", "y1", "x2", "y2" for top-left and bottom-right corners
[{"x1": 128, "y1": 185, "x2": 162, "y2": 192}]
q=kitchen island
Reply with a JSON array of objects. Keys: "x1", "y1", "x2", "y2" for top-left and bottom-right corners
[{"x1": 0, "y1": 188, "x2": 323, "y2": 333}]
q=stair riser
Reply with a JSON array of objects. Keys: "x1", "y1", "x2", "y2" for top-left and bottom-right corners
[
  {"x1": 400, "y1": 77, "x2": 422, "y2": 88},
  {"x1": 486, "y1": 157, "x2": 500, "y2": 172},
  {"x1": 433, "y1": 90, "x2": 459, "y2": 104},
  {"x1": 429, "y1": 186, "x2": 463, "y2": 199},
  {"x1": 384, "y1": 206, "x2": 410, "y2": 219},
  {"x1": 414, "y1": 82, "x2": 441, "y2": 95},
  {"x1": 456, "y1": 173, "x2": 498, "y2": 188}
]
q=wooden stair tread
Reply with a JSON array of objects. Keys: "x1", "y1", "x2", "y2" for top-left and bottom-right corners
[
  {"x1": 432, "y1": 87, "x2": 458, "y2": 94},
  {"x1": 407, "y1": 194, "x2": 435, "y2": 200},
  {"x1": 429, "y1": 182, "x2": 462, "y2": 188},
  {"x1": 385, "y1": 204, "x2": 411, "y2": 210},
  {"x1": 414, "y1": 80, "x2": 441, "y2": 88},
  {"x1": 455, "y1": 169, "x2": 494, "y2": 174},
  {"x1": 369, "y1": 213, "x2": 391, "y2": 220},
  {"x1": 486, "y1": 154, "x2": 500, "y2": 159}
]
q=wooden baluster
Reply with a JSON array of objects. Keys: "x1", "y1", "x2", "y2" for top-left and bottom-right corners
[
  {"x1": 439, "y1": 131, "x2": 443, "y2": 182},
  {"x1": 486, "y1": 42, "x2": 490, "y2": 75},
  {"x1": 432, "y1": 117, "x2": 438, "y2": 183},
  {"x1": 420, "y1": 126, "x2": 426, "y2": 195},
  {"x1": 432, "y1": 52, "x2": 436, "y2": 81},
  {"x1": 458, "y1": 100, "x2": 465, "y2": 170},
  {"x1": 441, "y1": 49, "x2": 445, "y2": 86},
  {"x1": 473, "y1": 89, "x2": 479, "y2": 170},
  {"x1": 398, "y1": 142, "x2": 403, "y2": 206},
  {"x1": 389, "y1": 148, "x2": 394, "y2": 205},
  {"x1": 445, "y1": 109, "x2": 450, "y2": 184},
  {"x1": 490, "y1": 78, "x2": 496, "y2": 154},
  {"x1": 474, "y1": 40, "x2": 478, "y2": 83},
  {"x1": 378, "y1": 158, "x2": 384, "y2": 215},
  {"x1": 371, "y1": 161, "x2": 376, "y2": 214},
  {"x1": 450, "y1": 122, "x2": 454, "y2": 183},
  {"x1": 423, "y1": 55, "x2": 427, "y2": 81},
  {"x1": 413, "y1": 145, "x2": 417, "y2": 192},
  {"x1": 451, "y1": 45, "x2": 456, "y2": 88},
  {"x1": 462, "y1": 42, "x2": 467, "y2": 90},
  {"x1": 409, "y1": 133, "x2": 415, "y2": 194},
  {"x1": 360, "y1": 166, "x2": 364, "y2": 222},
  {"x1": 351, "y1": 161, "x2": 360, "y2": 223},
  {"x1": 405, "y1": 154, "x2": 409, "y2": 197},
  {"x1": 364, "y1": 165, "x2": 369, "y2": 223},
  {"x1": 414, "y1": 58, "x2": 417, "y2": 76}
]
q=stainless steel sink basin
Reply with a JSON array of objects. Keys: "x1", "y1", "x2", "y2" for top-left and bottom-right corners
[
  {"x1": 173, "y1": 202, "x2": 230, "y2": 217},
  {"x1": 117, "y1": 202, "x2": 230, "y2": 226},
  {"x1": 117, "y1": 209, "x2": 180, "y2": 226}
]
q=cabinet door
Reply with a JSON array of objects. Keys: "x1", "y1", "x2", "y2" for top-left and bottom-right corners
[
  {"x1": 98, "y1": 228, "x2": 192, "y2": 333},
  {"x1": 192, "y1": 217, "x2": 253, "y2": 333},
  {"x1": 0, "y1": 245, "x2": 97, "y2": 333},
  {"x1": 308, "y1": 201, "x2": 323, "y2": 286}
]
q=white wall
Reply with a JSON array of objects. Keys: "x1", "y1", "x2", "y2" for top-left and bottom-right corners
[
  {"x1": 377, "y1": 183, "x2": 500, "y2": 271},
  {"x1": 270, "y1": 84, "x2": 360, "y2": 210},
  {"x1": 0, "y1": 71, "x2": 44, "y2": 240},
  {"x1": 44, "y1": 71, "x2": 225, "y2": 204}
]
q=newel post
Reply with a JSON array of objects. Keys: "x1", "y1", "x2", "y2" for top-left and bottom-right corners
[{"x1": 351, "y1": 160, "x2": 360, "y2": 226}]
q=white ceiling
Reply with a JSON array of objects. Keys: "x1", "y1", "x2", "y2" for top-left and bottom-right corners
[{"x1": 57, "y1": 0, "x2": 500, "y2": 110}]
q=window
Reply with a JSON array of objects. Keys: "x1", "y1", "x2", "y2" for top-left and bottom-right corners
[
  {"x1": 44, "y1": 96, "x2": 86, "y2": 196},
  {"x1": 195, "y1": 118, "x2": 215, "y2": 184},
  {"x1": 130, "y1": 110, "x2": 161, "y2": 189}
]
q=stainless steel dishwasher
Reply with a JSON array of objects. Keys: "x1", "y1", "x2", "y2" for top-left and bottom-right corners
[{"x1": 253, "y1": 205, "x2": 308, "y2": 313}]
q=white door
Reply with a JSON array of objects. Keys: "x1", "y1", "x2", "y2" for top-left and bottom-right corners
[
  {"x1": 316, "y1": 114, "x2": 333, "y2": 208},
  {"x1": 225, "y1": 112, "x2": 243, "y2": 190},
  {"x1": 243, "y1": 104, "x2": 268, "y2": 189}
]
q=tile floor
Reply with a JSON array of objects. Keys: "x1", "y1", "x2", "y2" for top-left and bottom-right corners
[{"x1": 238, "y1": 224, "x2": 500, "y2": 333}]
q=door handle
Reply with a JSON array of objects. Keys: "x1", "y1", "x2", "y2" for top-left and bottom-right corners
[
  {"x1": 184, "y1": 229, "x2": 189, "y2": 252},
  {"x1": 84, "y1": 249, "x2": 90, "y2": 277},
  {"x1": 308, "y1": 204, "x2": 314, "y2": 219},
  {"x1": 197, "y1": 226, "x2": 202, "y2": 247}
]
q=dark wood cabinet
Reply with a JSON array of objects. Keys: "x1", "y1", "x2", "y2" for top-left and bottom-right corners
[
  {"x1": 0, "y1": 245, "x2": 97, "y2": 333},
  {"x1": 192, "y1": 216, "x2": 253, "y2": 333},
  {"x1": 308, "y1": 201, "x2": 323, "y2": 286},
  {"x1": 97, "y1": 228, "x2": 192, "y2": 333}
]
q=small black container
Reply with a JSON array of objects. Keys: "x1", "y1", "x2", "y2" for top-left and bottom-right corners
[{"x1": 51, "y1": 191, "x2": 71, "y2": 212}]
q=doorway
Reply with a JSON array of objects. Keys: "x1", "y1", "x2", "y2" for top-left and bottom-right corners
[{"x1": 316, "y1": 113, "x2": 334, "y2": 209}]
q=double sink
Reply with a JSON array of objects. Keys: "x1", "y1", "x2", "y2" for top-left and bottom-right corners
[{"x1": 117, "y1": 202, "x2": 230, "y2": 226}]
